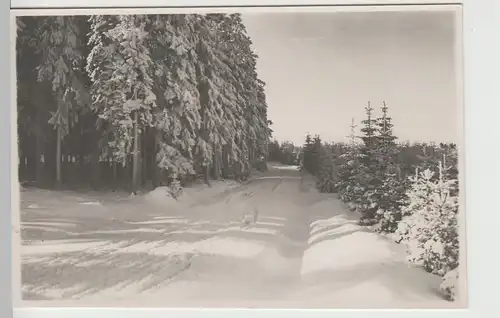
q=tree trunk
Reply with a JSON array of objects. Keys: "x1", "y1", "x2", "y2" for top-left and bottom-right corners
[
  {"x1": 90, "y1": 149, "x2": 100, "y2": 190},
  {"x1": 112, "y1": 161, "x2": 117, "y2": 191},
  {"x1": 131, "y1": 111, "x2": 141, "y2": 194},
  {"x1": 152, "y1": 128, "x2": 160, "y2": 188},
  {"x1": 141, "y1": 128, "x2": 148, "y2": 186},
  {"x1": 249, "y1": 146, "x2": 255, "y2": 166},
  {"x1": 55, "y1": 125, "x2": 62, "y2": 188},
  {"x1": 79, "y1": 153, "x2": 85, "y2": 185},
  {"x1": 212, "y1": 144, "x2": 221, "y2": 180},
  {"x1": 203, "y1": 165, "x2": 210, "y2": 186},
  {"x1": 222, "y1": 144, "x2": 230, "y2": 179},
  {"x1": 17, "y1": 139, "x2": 24, "y2": 182},
  {"x1": 35, "y1": 111, "x2": 44, "y2": 186}
]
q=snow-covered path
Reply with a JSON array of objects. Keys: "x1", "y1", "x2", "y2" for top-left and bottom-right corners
[{"x1": 18, "y1": 164, "x2": 457, "y2": 308}]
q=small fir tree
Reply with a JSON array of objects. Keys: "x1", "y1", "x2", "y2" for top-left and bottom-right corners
[
  {"x1": 310, "y1": 135, "x2": 323, "y2": 176},
  {"x1": 395, "y1": 162, "x2": 459, "y2": 277},
  {"x1": 373, "y1": 102, "x2": 407, "y2": 232},
  {"x1": 337, "y1": 119, "x2": 362, "y2": 204},
  {"x1": 316, "y1": 143, "x2": 338, "y2": 193},
  {"x1": 302, "y1": 134, "x2": 314, "y2": 173},
  {"x1": 356, "y1": 102, "x2": 382, "y2": 222}
]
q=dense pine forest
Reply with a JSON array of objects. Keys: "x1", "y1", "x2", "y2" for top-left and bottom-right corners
[{"x1": 16, "y1": 14, "x2": 272, "y2": 193}]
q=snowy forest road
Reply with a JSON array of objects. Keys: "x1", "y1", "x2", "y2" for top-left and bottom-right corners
[{"x1": 17, "y1": 164, "x2": 455, "y2": 308}]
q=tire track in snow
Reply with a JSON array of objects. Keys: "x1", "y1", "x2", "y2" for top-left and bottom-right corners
[
  {"x1": 271, "y1": 178, "x2": 283, "y2": 192},
  {"x1": 20, "y1": 165, "x2": 321, "y2": 304}
]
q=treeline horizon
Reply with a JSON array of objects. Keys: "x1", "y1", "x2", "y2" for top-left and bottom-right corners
[
  {"x1": 268, "y1": 137, "x2": 458, "y2": 169},
  {"x1": 16, "y1": 13, "x2": 272, "y2": 193}
]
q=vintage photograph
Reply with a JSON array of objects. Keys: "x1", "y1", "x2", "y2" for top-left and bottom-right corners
[{"x1": 13, "y1": 5, "x2": 464, "y2": 308}]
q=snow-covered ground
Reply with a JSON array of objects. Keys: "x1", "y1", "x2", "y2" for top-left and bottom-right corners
[{"x1": 17, "y1": 163, "x2": 459, "y2": 308}]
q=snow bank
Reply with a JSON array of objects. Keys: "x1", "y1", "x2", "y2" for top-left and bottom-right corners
[
  {"x1": 183, "y1": 180, "x2": 240, "y2": 197},
  {"x1": 144, "y1": 181, "x2": 240, "y2": 207},
  {"x1": 302, "y1": 228, "x2": 396, "y2": 275},
  {"x1": 27, "y1": 203, "x2": 44, "y2": 209},
  {"x1": 274, "y1": 165, "x2": 300, "y2": 171},
  {"x1": 143, "y1": 186, "x2": 184, "y2": 207},
  {"x1": 309, "y1": 214, "x2": 357, "y2": 235},
  {"x1": 21, "y1": 240, "x2": 113, "y2": 256},
  {"x1": 303, "y1": 202, "x2": 398, "y2": 276},
  {"x1": 248, "y1": 167, "x2": 267, "y2": 180},
  {"x1": 78, "y1": 201, "x2": 102, "y2": 206},
  {"x1": 440, "y1": 267, "x2": 459, "y2": 301},
  {"x1": 22, "y1": 221, "x2": 77, "y2": 228},
  {"x1": 299, "y1": 200, "x2": 456, "y2": 307}
]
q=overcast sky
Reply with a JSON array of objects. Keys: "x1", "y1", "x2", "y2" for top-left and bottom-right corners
[{"x1": 242, "y1": 10, "x2": 460, "y2": 145}]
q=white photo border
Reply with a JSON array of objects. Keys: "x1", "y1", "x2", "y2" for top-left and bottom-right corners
[{"x1": 4, "y1": 0, "x2": 499, "y2": 318}]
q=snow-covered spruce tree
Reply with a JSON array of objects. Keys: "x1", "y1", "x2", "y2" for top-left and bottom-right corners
[
  {"x1": 337, "y1": 150, "x2": 363, "y2": 207},
  {"x1": 16, "y1": 17, "x2": 38, "y2": 183},
  {"x1": 316, "y1": 143, "x2": 338, "y2": 193},
  {"x1": 34, "y1": 16, "x2": 91, "y2": 187},
  {"x1": 255, "y1": 79, "x2": 272, "y2": 163},
  {"x1": 373, "y1": 168, "x2": 409, "y2": 232},
  {"x1": 211, "y1": 13, "x2": 270, "y2": 179},
  {"x1": 168, "y1": 177, "x2": 183, "y2": 199},
  {"x1": 337, "y1": 119, "x2": 363, "y2": 207},
  {"x1": 188, "y1": 14, "x2": 239, "y2": 183},
  {"x1": 17, "y1": 16, "x2": 51, "y2": 186},
  {"x1": 267, "y1": 140, "x2": 282, "y2": 163},
  {"x1": 302, "y1": 134, "x2": 314, "y2": 173},
  {"x1": 375, "y1": 102, "x2": 398, "y2": 168},
  {"x1": 279, "y1": 141, "x2": 297, "y2": 165},
  {"x1": 394, "y1": 162, "x2": 459, "y2": 289},
  {"x1": 235, "y1": 16, "x2": 271, "y2": 168},
  {"x1": 86, "y1": 15, "x2": 120, "y2": 160},
  {"x1": 416, "y1": 143, "x2": 459, "y2": 193},
  {"x1": 213, "y1": 14, "x2": 250, "y2": 179},
  {"x1": 356, "y1": 102, "x2": 382, "y2": 224},
  {"x1": 308, "y1": 135, "x2": 322, "y2": 176},
  {"x1": 87, "y1": 15, "x2": 157, "y2": 192},
  {"x1": 373, "y1": 102, "x2": 408, "y2": 233},
  {"x1": 440, "y1": 143, "x2": 459, "y2": 185},
  {"x1": 147, "y1": 14, "x2": 201, "y2": 190}
]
